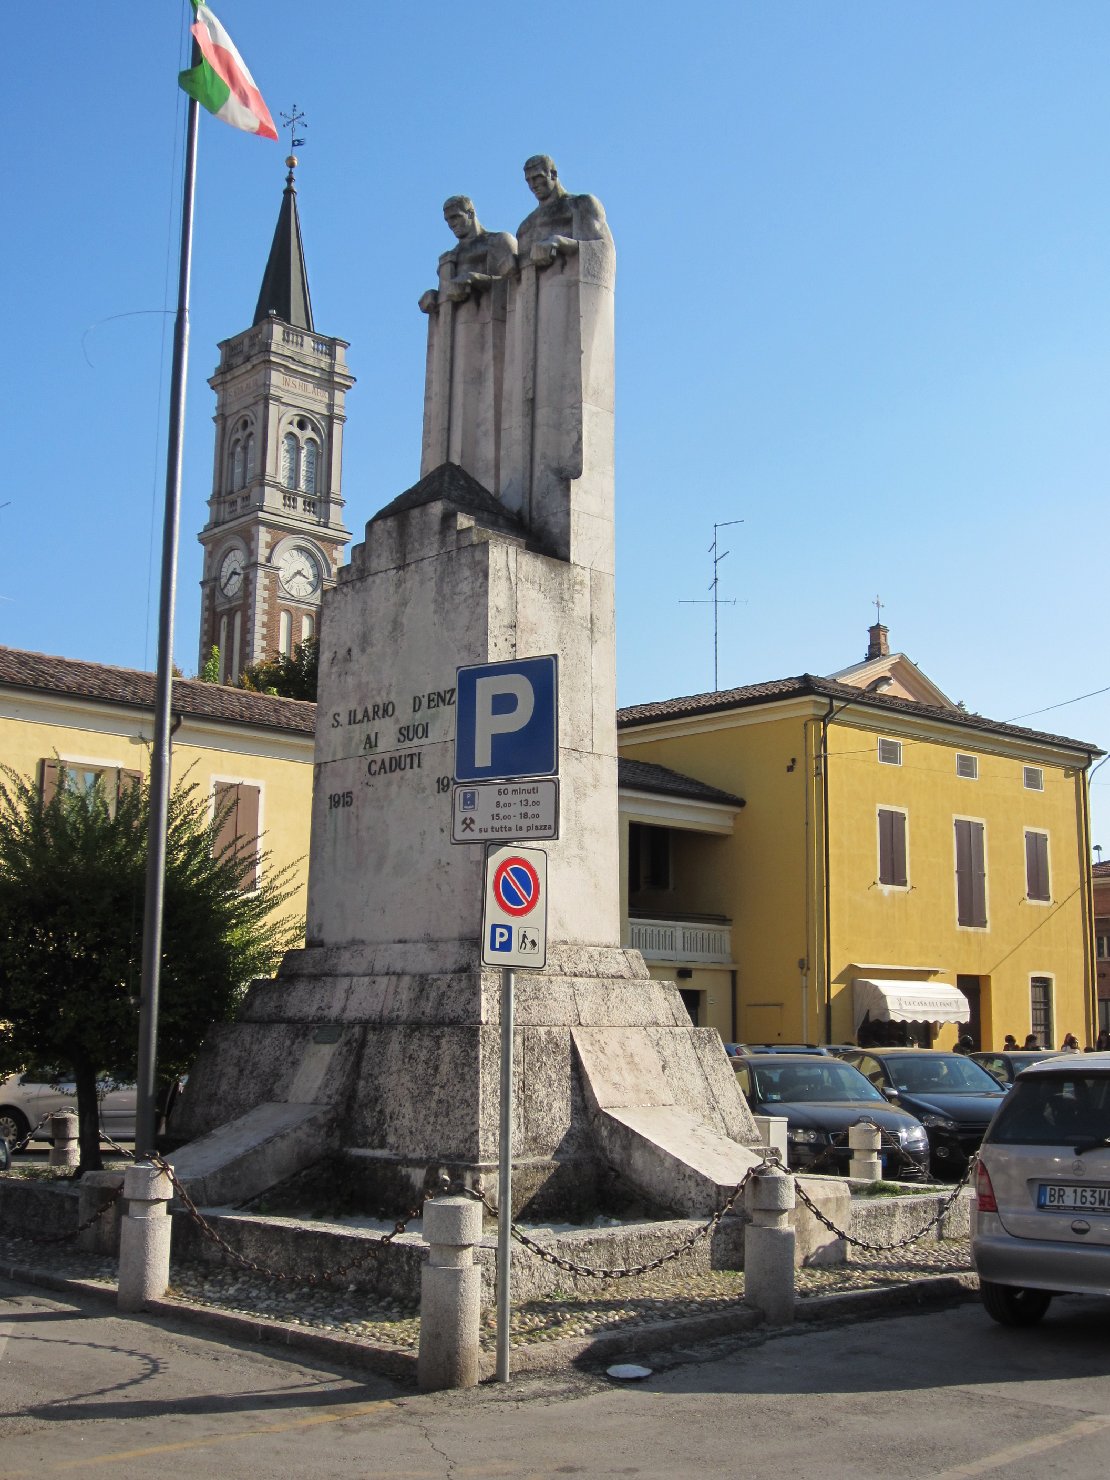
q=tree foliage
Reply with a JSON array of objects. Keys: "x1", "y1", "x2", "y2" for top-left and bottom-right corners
[
  {"x1": 239, "y1": 637, "x2": 318, "y2": 701},
  {"x1": 0, "y1": 766, "x2": 302, "y2": 1171},
  {"x1": 198, "y1": 645, "x2": 221, "y2": 684}
]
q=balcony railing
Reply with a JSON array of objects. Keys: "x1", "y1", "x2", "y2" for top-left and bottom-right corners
[{"x1": 629, "y1": 916, "x2": 732, "y2": 963}]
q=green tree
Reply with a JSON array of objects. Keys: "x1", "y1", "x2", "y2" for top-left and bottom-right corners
[
  {"x1": 198, "y1": 645, "x2": 221, "y2": 684},
  {"x1": 0, "y1": 766, "x2": 302, "y2": 1172},
  {"x1": 239, "y1": 637, "x2": 318, "y2": 701}
]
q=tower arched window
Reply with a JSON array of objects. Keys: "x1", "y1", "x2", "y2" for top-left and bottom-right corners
[
  {"x1": 279, "y1": 610, "x2": 292, "y2": 656},
  {"x1": 231, "y1": 440, "x2": 245, "y2": 490},
  {"x1": 245, "y1": 433, "x2": 256, "y2": 482},
  {"x1": 282, "y1": 433, "x2": 298, "y2": 488},
  {"x1": 303, "y1": 439, "x2": 319, "y2": 495}
]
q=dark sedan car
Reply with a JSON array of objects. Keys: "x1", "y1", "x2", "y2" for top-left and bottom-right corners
[
  {"x1": 733, "y1": 1054, "x2": 931, "y2": 1180},
  {"x1": 841, "y1": 1049, "x2": 1006, "y2": 1179},
  {"x1": 970, "y1": 1050, "x2": 1062, "y2": 1087}
]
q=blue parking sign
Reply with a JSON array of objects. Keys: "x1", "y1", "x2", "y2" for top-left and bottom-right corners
[{"x1": 455, "y1": 656, "x2": 558, "y2": 782}]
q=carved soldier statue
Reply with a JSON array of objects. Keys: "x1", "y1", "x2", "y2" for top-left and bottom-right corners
[
  {"x1": 514, "y1": 154, "x2": 612, "y2": 266},
  {"x1": 419, "y1": 198, "x2": 517, "y2": 493}
]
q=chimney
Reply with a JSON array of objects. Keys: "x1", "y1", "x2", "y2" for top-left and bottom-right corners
[{"x1": 866, "y1": 623, "x2": 889, "y2": 661}]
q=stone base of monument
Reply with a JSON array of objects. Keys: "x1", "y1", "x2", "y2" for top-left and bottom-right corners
[{"x1": 172, "y1": 944, "x2": 764, "y2": 1219}]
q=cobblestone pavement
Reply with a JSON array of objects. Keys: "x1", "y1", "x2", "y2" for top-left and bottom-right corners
[{"x1": 0, "y1": 1211, "x2": 972, "y2": 1353}]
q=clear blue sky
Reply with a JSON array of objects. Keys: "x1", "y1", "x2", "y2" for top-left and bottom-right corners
[{"x1": 6, "y1": 3, "x2": 1110, "y2": 834}]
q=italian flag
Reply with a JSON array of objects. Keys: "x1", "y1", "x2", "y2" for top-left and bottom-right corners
[{"x1": 178, "y1": 2, "x2": 278, "y2": 140}]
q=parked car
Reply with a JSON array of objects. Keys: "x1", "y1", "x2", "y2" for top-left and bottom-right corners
[
  {"x1": 972, "y1": 1051, "x2": 1110, "y2": 1325},
  {"x1": 0, "y1": 1073, "x2": 137, "y2": 1146},
  {"x1": 730, "y1": 1043, "x2": 831, "y2": 1057},
  {"x1": 971, "y1": 1050, "x2": 1062, "y2": 1087},
  {"x1": 839, "y1": 1048, "x2": 1006, "y2": 1179},
  {"x1": 733, "y1": 1053, "x2": 931, "y2": 1179},
  {"x1": 0, "y1": 1132, "x2": 9, "y2": 1172}
]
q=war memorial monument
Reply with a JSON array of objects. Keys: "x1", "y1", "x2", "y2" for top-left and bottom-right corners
[{"x1": 174, "y1": 157, "x2": 767, "y2": 1220}]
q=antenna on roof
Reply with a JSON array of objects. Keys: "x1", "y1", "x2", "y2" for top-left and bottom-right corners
[{"x1": 680, "y1": 519, "x2": 743, "y2": 691}]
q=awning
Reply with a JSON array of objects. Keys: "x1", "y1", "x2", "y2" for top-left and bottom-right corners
[{"x1": 852, "y1": 978, "x2": 971, "y2": 1034}]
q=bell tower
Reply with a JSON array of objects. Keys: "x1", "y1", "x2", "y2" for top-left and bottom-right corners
[{"x1": 197, "y1": 155, "x2": 355, "y2": 680}]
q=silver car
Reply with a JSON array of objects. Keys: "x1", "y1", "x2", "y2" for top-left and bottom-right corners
[
  {"x1": 0, "y1": 1073, "x2": 137, "y2": 1146},
  {"x1": 972, "y1": 1051, "x2": 1110, "y2": 1325}
]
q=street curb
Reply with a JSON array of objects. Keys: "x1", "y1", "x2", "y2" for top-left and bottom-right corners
[{"x1": 0, "y1": 1258, "x2": 978, "y2": 1382}]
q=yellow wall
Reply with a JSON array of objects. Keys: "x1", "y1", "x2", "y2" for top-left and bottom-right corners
[
  {"x1": 826, "y1": 718, "x2": 1091, "y2": 1050},
  {"x1": 0, "y1": 696, "x2": 313, "y2": 931},
  {"x1": 620, "y1": 704, "x2": 816, "y2": 1044}
]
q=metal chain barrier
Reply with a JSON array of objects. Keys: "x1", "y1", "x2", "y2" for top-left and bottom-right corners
[
  {"x1": 792, "y1": 1154, "x2": 976, "y2": 1255},
  {"x1": 148, "y1": 1154, "x2": 449, "y2": 1287},
  {"x1": 3, "y1": 1112, "x2": 54, "y2": 1157},
  {"x1": 458, "y1": 1157, "x2": 778, "y2": 1281},
  {"x1": 0, "y1": 1184, "x2": 125, "y2": 1247}
]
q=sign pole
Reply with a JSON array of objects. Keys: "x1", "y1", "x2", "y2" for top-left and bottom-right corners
[{"x1": 495, "y1": 964, "x2": 515, "y2": 1383}]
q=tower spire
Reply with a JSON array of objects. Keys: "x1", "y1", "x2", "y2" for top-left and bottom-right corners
[{"x1": 253, "y1": 154, "x2": 314, "y2": 330}]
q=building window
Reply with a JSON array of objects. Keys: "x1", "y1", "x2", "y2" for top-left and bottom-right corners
[
  {"x1": 1025, "y1": 830, "x2": 1050, "y2": 903},
  {"x1": 231, "y1": 610, "x2": 242, "y2": 683},
  {"x1": 218, "y1": 614, "x2": 229, "y2": 681},
  {"x1": 1030, "y1": 976, "x2": 1054, "y2": 1049},
  {"x1": 878, "y1": 737, "x2": 902, "y2": 766},
  {"x1": 40, "y1": 760, "x2": 140, "y2": 814},
  {"x1": 282, "y1": 433, "x2": 298, "y2": 488},
  {"x1": 1024, "y1": 766, "x2": 1044, "y2": 791},
  {"x1": 231, "y1": 439, "x2": 245, "y2": 490},
  {"x1": 955, "y1": 818, "x2": 988, "y2": 928},
  {"x1": 877, "y1": 808, "x2": 908, "y2": 888},
  {"x1": 956, "y1": 754, "x2": 978, "y2": 780},
  {"x1": 303, "y1": 439, "x2": 319, "y2": 495},
  {"x1": 245, "y1": 433, "x2": 256, "y2": 481},
  {"x1": 1096, "y1": 934, "x2": 1109, "y2": 960},
  {"x1": 629, "y1": 823, "x2": 671, "y2": 893},
  {"x1": 279, "y1": 610, "x2": 292, "y2": 656}
]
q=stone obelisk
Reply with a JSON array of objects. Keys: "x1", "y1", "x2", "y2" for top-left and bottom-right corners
[{"x1": 174, "y1": 158, "x2": 760, "y2": 1218}]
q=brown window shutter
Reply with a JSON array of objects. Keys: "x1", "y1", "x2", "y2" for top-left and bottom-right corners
[
  {"x1": 1026, "y1": 831, "x2": 1049, "y2": 902},
  {"x1": 212, "y1": 781, "x2": 240, "y2": 869},
  {"x1": 236, "y1": 784, "x2": 260, "y2": 891},
  {"x1": 891, "y1": 811, "x2": 907, "y2": 887},
  {"x1": 40, "y1": 759, "x2": 62, "y2": 805},
  {"x1": 116, "y1": 769, "x2": 142, "y2": 805},
  {"x1": 955, "y1": 819, "x2": 986, "y2": 926}
]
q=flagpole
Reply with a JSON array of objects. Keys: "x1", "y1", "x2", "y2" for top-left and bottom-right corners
[{"x1": 134, "y1": 84, "x2": 200, "y2": 1157}]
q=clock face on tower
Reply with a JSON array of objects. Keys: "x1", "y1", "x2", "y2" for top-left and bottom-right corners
[
  {"x1": 218, "y1": 548, "x2": 244, "y2": 598},
  {"x1": 277, "y1": 545, "x2": 321, "y2": 600}
]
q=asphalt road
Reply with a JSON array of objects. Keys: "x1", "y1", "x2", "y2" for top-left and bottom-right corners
[{"x1": 2, "y1": 1276, "x2": 1110, "y2": 1479}]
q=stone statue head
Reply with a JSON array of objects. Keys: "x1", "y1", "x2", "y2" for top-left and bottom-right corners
[
  {"x1": 443, "y1": 195, "x2": 479, "y2": 240},
  {"x1": 523, "y1": 155, "x2": 561, "y2": 202}
]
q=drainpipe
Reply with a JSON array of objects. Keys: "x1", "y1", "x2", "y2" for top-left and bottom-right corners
[
  {"x1": 1080, "y1": 754, "x2": 1105, "y2": 1046},
  {"x1": 819, "y1": 693, "x2": 859, "y2": 1044}
]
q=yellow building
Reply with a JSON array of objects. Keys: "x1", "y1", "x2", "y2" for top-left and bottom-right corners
[
  {"x1": 618, "y1": 626, "x2": 1101, "y2": 1053},
  {"x1": 0, "y1": 648, "x2": 315, "y2": 923}
]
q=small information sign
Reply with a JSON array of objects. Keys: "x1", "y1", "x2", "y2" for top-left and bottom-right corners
[
  {"x1": 481, "y1": 845, "x2": 548, "y2": 969},
  {"x1": 451, "y1": 779, "x2": 559, "y2": 844}
]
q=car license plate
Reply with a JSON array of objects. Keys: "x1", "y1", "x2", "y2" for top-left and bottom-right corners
[{"x1": 1037, "y1": 1183, "x2": 1110, "y2": 1211}]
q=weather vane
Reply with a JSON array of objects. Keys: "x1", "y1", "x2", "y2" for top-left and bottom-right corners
[
  {"x1": 874, "y1": 594, "x2": 884, "y2": 625},
  {"x1": 280, "y1": 103, "x2": 306, "y2": 151}
]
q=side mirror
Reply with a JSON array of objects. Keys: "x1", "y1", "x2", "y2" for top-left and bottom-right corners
[{"x1": 881, "y1": 1086, "x2": 899, "y2": 1100}]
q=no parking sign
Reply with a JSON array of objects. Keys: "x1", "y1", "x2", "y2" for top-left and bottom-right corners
[{"x1": 481, "y1": 845, "x2": 547, "y2": 968}]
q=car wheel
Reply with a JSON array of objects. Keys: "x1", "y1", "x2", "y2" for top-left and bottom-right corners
[
  {"x1": 979, "y1": 1280, "x2": 1053, "y2": 1327},
  {"x1": 0, "y1": 1107, "x2": 30, "y2": 1146}
]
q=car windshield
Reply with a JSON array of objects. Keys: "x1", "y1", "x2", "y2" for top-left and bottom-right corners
[
  {"x1": 751, "y1": 1061, "x2": 885, "y2": 1104},
  {"x1": 886, "y1": 1055, "x2": 1000, "y2": 1094},
  {"x1": 988, "y1": 1073, "x2": 1110, "y2": 1146}
]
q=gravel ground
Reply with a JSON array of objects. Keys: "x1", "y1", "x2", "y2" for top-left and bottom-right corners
[{"x1": 0, "y1": 1213, "x2": 972, "y2": 1352}]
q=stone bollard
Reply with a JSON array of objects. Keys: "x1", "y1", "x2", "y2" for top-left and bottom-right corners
[
  {"x1": 744, "y1": 1163, "x2": 796, "y2": 1325},
  {"x1": 752, "y1": 1114, "x2": 788, "y2": 1165},
  {"x1": 48, "y1": 1111, "x2": 79, "y2": 1170},
  {"x1": 848, "y1": 1121, "x2": 883, "y2": 1183},
  {"x1": 418, "y1": 1195, "x2": 483, "y2": 1393},
  {"x1": 117, "y1": 1161, "x2": 174, "y2": 1313}
]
